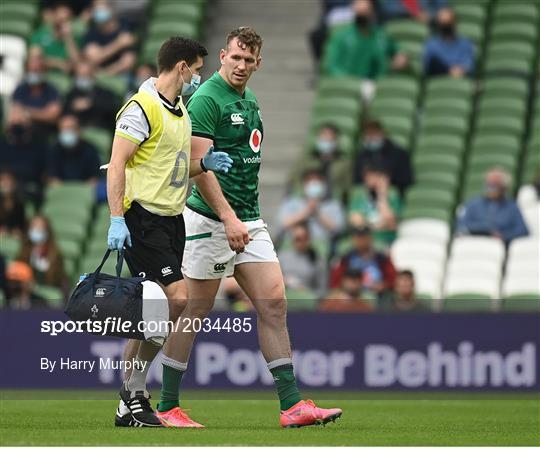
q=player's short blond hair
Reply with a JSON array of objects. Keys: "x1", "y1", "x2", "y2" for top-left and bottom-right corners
[{"x1": 226, "y1": 27, "x2": 263, "y2": 55}]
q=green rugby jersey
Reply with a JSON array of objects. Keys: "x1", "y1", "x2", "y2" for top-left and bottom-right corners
[{"x1": 186, "y1": 71, "x2": 263, "y2": 221}]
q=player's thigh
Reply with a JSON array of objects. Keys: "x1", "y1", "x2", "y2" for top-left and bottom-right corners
[
  {"x1": 160, "y1": 279, "x2": 187, "y2": 322},
  {"x1": 183, "y1": 276, "x2": 221, "y2": 318},
  {"x1": 234, "y1": 262, "x2": 285, "y2": 301}
]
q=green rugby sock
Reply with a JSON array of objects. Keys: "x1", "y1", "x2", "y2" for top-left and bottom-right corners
[
  {"x1": 157, "y1": 357, "x2": 186, "y2": 413},
  {"x1": 269, "y1": 360, "x2": 302, "y2": 411}
]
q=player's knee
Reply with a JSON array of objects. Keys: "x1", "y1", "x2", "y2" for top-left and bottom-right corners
[
  {"x1": 186, "y1": 298, "x2": 214, "y2": 319},
  {"x1": 260, "y1": 294, "x2": 287, "y2": 324}
]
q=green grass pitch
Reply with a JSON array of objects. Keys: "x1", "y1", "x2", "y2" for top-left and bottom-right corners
[{"x1": 1, "y1": 391, "x2": 539, "y2": 446}]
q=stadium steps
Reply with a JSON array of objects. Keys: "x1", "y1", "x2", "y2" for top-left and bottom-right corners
[{"x1": 202, "y1": 0, "x2": 320, "y2": 234}]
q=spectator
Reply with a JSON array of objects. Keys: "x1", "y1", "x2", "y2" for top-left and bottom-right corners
[
  {"x1": 380, "y1": 270, "x2": 428, "y2": 312},
  {"x1": 377, "y1": 0, "x2": 447, "y2": 24},
  {"x1": 82, "y1": 0, "x2": 137, "y2": 75},
  {"x1": 11, "y1": 50, "x2": 61, "y2": 140},
  {"x1": 349, "y1": 164, "x2": 401, "y2": 247},
  {"x1": 5, "y1": 261, "x2": 48, "y2": 309},
  {"x1": 456, "y1": 168, "x2": 528, "y2": 244},
  {"x1": 47, "y1": 114, "x2": 101, "y2": 184},
  {"x1": 125, "y1": 62, "x2": 158, "y2": 99},
  {"x1": 320, "y1": 268, "x2": 374, "y2": 312},
  {"x1": 17, "y1": 215, "x2": 67, "y2": 290},
  {"x1": 221, "y1": 277, "x2": 253, "y2": 312},
  {"x1": 278, "y1": 168, "x2": 346, "y2": 241},
  {"x1": 64, "y1": 59, "x2": 119, "y2": 127},
  {"x1": 423, "y1": 7, "x2": 475, "y2": 78},
  {"x1": 0, "y1": 171, "x2": 26, "y2": 237},
  {"x1": 330, "y1": 225, "x2": 396, "y2": 298},
  {"x1": 109, "y1": 0, "x2": 149, "y2": 29},
  {"x1": 0, "y1": 105, "x2": 48, "y2": 205},
  {"x1": 30, "y1": 2, "x2": 81, "y2": 73},
  {"x1": 312, "y1": 123, "x2": 350, "y2": 195},
  {"x1": 278, "y1": 222, "x2": 328, "y2": 299},
  {"x1": 323, "y1": 0, "x2": 407, "y2": 80},
  {"x1": 353, "y1": 119, "x2": 413, "y2": 198}
]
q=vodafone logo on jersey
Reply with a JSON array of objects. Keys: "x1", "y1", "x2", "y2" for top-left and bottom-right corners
[{"x1": 249, "y1": 129, "x2": 262, "y2": 153}]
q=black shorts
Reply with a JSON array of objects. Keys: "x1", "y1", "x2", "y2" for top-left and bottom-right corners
[{"x1": 124, "y1": 202, "x2": 185, "y2": 286}]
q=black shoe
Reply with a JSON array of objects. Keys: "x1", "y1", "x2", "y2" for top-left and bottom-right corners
[
  {"x1": 119, "y1": 383, "x2": 163, "y2": 427},
  {"x1": 115, "y1": 406, "x2": 135, "y2": 427}
]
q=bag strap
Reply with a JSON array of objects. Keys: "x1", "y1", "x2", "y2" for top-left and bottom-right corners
[{"x1": 90, "y1": 249, "x2": 125, "y2": 289}]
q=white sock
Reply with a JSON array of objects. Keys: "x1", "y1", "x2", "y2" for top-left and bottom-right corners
[
  {"x1": 118, "y1": 399, "x2": 130, "y2": 415},
  {"x1": 126, "y1": 356, "x2": 151, "y2": 393}
]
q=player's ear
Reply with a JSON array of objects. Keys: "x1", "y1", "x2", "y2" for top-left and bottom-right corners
[
  {"x1": 255, "y1": 56, "x2": 262, "y2": 71},
  {"x1": 219, "y1": 49, "x2": 226, "y2": 65}
]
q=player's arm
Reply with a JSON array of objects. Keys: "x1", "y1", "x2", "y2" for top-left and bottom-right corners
[
  {"x1": 190, "y1": 136, "x2": 249, "y2": 253},
  {"x1": 188, "y1": 143, "x2": 233, "y2": 178},
  {"x1": 107, "y1": 135, "x2": 138, "y2": 217}
]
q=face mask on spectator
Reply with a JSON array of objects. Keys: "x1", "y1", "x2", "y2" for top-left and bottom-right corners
[
  {"x1": 75, "y1": 76, "x2": 94, "y2": 91},
  {"x1": 304, "y1": 180, "x2": 326, "y2": 200},
  {"x1": 364, "y1": 138, "x2": 383, "y2": 151},
  {"x1": 355, "y1": 14, "x2": 371, "y2": 28},
  {"x1": 485, "y1": 182, "x2": 502, "y2": 196},
  {"x1": 59, "y1": 130, "x2": 78, "y2": 149},
  {"x1": 26, "y1": 72, "x2": 43, "y2": 86},
  {"x1": 29, "y1": 228, "x2": 48, "y2": 244},
  {"x1": 439, "y1": 23, "x2": 455, "y2": 37},
  {"x1": 316, "y1": 139, "x2": 337, "y2": 155},
  {"x1": 93, "y1": 7, "x2": 112, "y2": 24},
  {"x1": 181, "y1": 65, "x2": 201, "y2": 96}
]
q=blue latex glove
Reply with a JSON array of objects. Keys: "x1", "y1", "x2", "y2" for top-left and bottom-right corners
[
  {"x1": 202, "y1": 146, "x2": 233, "y2": 174},
  {"x1": 107, "y1": 216, "x2": 132, "y2": 251}
]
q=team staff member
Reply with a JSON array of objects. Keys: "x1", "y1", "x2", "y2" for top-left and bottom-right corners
[
  {"x1": 106, "y1": 36, "x2": 232, "y2": 428},
  {"x1": 154, "y1": 27, "x2": 342, "y2": 429}
]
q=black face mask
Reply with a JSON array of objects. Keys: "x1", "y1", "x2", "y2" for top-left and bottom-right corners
[
  {"x1": 355, "y1": 14, "x2": 371, "y2": 28},
  {"x1": 439, "y1": 23, "x2": 455, "y2": 37}
]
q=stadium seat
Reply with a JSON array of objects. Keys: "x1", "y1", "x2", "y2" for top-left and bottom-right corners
[
  {"x1": 397, "y1": 218, "x2": 450, "y2": 244},
  {"x1": 375, "y1": 75, "x2": 419, "y2": 100},
  {"x1": 0, "y1": 234, "x2": 21, "y2": 260},
  {"x1": 421, "y1": 115, "x2": 468, "y2": 135},
  {"x1": 0, "y1": 20, "x2": 33, "y2": 40},
  {"x1": 478, "y1": 97, "x2": 526, "y2": 119},
  {"x1": 521, "y1": 204, "x2": 539, "y2": 236},
  {"x1": 386, "y1": 20, "x2": 428, "y2": 42},
  {"x1": 317, "y1": 77, "x2": 363, "y2": 99},
  {"x1": 405, "y1": 187, "x2": 455, "y2": 210},
  {"x1": 482, "y1": 76, "x2": 528, "y2": 98},
  {"x1": 475, "y1": 116, "x2": 523, "y2": 138},
  {"x1": 423, "y1": 97, "x2": 471, "y2": 117},
  {"x1": 0, "y1": 34, "x2": 26, "y2": 60},
  {"x1": 402, "y1": 206, "x2": 452, "y2": 222},
  {"x1": 370, "y1": 97, "x2": 416, "y2": 118},
  {"x1": 501, "y1": 294, "x2": 540, "y2": 312},
  {"x1": 493, "y1": 3, "x2": 539, "y2": 25},
  {"x1": 450, "y1": 236, "x2": 505, "y2": 264},
  {"x1": 33, "y1": 284, "x2": 64, "y2": 308},
  {"x1": 444, "y1": 275, "x2": 499, "y2": 301},
  {"x1": 517, "y1": 186, "x2": 538, "y2": 210},
  {"x1": 147, "y1": 20, "x2": 199, "y2": 41},
  {"x1": 286, "y1": 288, "x2": 318, "y2": 311},
  {"x1": 391, "y1": 238, "x2": 447, "y2": 266},
  {"x1": 458, "y1": 22, "x2": 484, "y2": 47},
  {"x1": 470, "y1": 134, "x2": 520, "y2": 156},
  {"x1": 490, "y1": 22, "x2": 538, "y2": 44},
  {"x1": 81, "y1": 127, "x2": 113, "y2": 164},
  {"x1": 95, "y1": 73, "x2": 128, "y2": 99},
  {"x1": 415, "y1": 171, "x2": 459, "y2": 192},
  {"x1": 415, "y1": 133, "x2": 465, "y2": 156},
  {"x1": 0, "y1": 2, "x2": 38, "y2": 22},
  {"x1": 485, "y1": 43, "x2": 536, "y2": 70},
  {"x1": 502, "y1": 274, "x2": 540, "y2": 298},
  {"x1": 484, "y1": 56, "x2": 533, "y2": 76},
  {"x1": 425, "y1": 77, "x2": 473, "y2": 98},
  {"x1": 454, "y1": 3, "x2": 486, "y2": 25},
  {"x1": 153, "y1": 2, "x2": 204, "y2": 24},
  {"x1": 413, "y1": 152, "x2": 461, "y2": 172}
]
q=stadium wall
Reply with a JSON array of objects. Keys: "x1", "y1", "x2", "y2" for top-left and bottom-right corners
[{"x1": 1, "y1": 311, "x2": 539, "y2": 391}]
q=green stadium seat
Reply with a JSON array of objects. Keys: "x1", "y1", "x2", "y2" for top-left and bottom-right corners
[
  {"x1": 45, "y1": 71, "x2": 72, "y2": 97},
  {"x1": 147, "y1": 20, "x2": 199, "y2": 41},
  {"x1": 443, "y1": 294, "x2": 492, "y2": 311},
  {"x1": 415, "y1": 133, "x2": 465, "y2": 156},
  {"x1": 313, "y1": 97, "x2": 361, "y2": 118},
  {"x1": 397, "y1": 40, "x2": 423, "y2": 74},
  {"x1": 0, "y1": 234, "x2": 21, "y2": 260},
  {"x1": 468, "y1": 153, "x2": 518, "y2": 174},
  {"x1": 501, "y1": 295, "x2": 540, "y2": 312},
  {"x1": 286, "y1": 288, "x2": 319, "y2": 311},
  {"x1": 423, "y1": 97, "x2": 472, "y2": 117},
  {"x1": 426, "y1": 77, "x2": 473, "y2": 98},
  {"x1": 493, "y1": 3, "x2": 539, "y2": 24},
  {"x1": 375, "y1": 75, "x2": 419, "y2": 99},
  {"x1": 386, "y1": 20, "x2": 428, "y2": 42},
  {"x1": 475, "y1": 116, "x2": 524, "y2": 138},
  {"x1": 482, "y1": 77, "x2": 528, "y2": 98},
  {"x1": 95, "y1": 73, "x2": 128, "y2": 99},
  {"x1": 491, "y1": 22, "x2": 537, "y2": 44},
  {"x1": 45, "y1": 182, "x2": 95, "y2": 207},
  {"x1": 81, "y1": 127, "x2": 113, "y2": 164},
  {"x1": 485, "y1": 42, "x2": 536, "y2": 67},
  {"x1": 454, "y1": 4, "x2": 486, "y2": 25},
  {"x1": 484, "y1": 56, "x2": 533, "y2": 76},
  {"x1": 478, "y1": 97, "x2": 526, "y2": 118},
  {"x1": 402, "y1": 206, "x2": 452, "y2": 223},
  {"x1": 317, "y1": 77, "x2": 363, "y2": 98},
  {"x1": 370, "y1": 97, "x2": 416, "y2": 117},
  {"x1": 405, "y1": 187, "x2": 455, "y2": 210},
  {"x1": 0, "y1": 3, "x2": 39, "y2": 21},
  {"x1": 458, "y1": 22, "x2": 483, "y2": 46},
  {"x1": 48, "y1": 218, "x2": 87, "y2": 244},
  {"x1": 33, "y1": 284, "x2": 65, "y2": 308},
  {"x1": 311, "y1": 114, "x2": 358, "y2": 138},
  {"x1": 0, "y1": 20, "x2": 34, "y2": 39},
  {"x1": 415, "y1": 171, "x2": 459, "y2": 192},
  {"x1": 153, "y1": 2, "x2": 203, "y2": 23},
  {"x1": 470, "y1": 134, "x2": 520, "y2": 155},
  {"x1": 414, "y1": 153, "x2": 461, "y2": 173},
  {"x1": 57, "y1": 239, "x2": 81, "y2": 261},
  {"x1": 421, "y1": 115, "x2": 468, "y2": 135},
  {"x1": 378, "y1": 116, "x2": 413, "y2": 141}
]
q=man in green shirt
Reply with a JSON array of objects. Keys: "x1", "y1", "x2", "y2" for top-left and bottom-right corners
[
  {"x1": 323, "y1": 0, "x2": 407, "y2": 79},
  {"x1": 155, "y1": 27, "x2": 342, "y2": 429}
]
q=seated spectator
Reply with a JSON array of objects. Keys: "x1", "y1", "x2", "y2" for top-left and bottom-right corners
[
  {"x1": 312, "y1": 123, "x2": 350, "y2": 195},
  {"x1": 64, "y1": 59, "x2": 119, "y2": 128},
  {"x1": 423, "y1": 7, "x2": 474, "y2": 78},
  {"x1": 0, "y1": 105, "x2": 48, "y2": 205},
  {"x1": 380, "y1": 270, "x2": 428, "y2": 312},
  {"x1": 353, "y1": 120, "x2": 413, "y2": 197},
  {"x1": 0, "y1": 171, "x2": 27, "y2": 237},
  {"x1": 349, "y1": 165, "x2": 400, "y2": 247},
  {"x1": 83, "y1": 0, "x2": 137, "y2": 75},
  {"x1": 278, "y1": 168, "x2": 345, "y2": 241},
  {"x1": 30, "y1": 2, "x2": 81, "y2": 73},
  {"x1": 17, "y1": 215, "x2": 67, "y2": 290},
  {"x1": 323, "y1": 0, "x2": 408, "y2": 80},
  {"x1": 126, "y1": 62, "x2": 158, "y2": 99},
  {"x1": 11, "y1": 50, "x2": 61, "y2": 140},
  {"x1": 330, "y1": 225, "x2": 396, "y2": 299},
  {"x1": 221, "y1": 277, "x2": 253, "y2": 312},
  {"x1": 320, "y1": 268, "x2": 374, "y2": 312},
  {"x1": 278, "y1": 222, "x2": 328, "y2": 299},
  {"x1": 377, "y1": 0, "x2": 447, "y2": 24},
  {"x1": 5, "y1": 261, "x2": 49, "y2": 309},
  {"x1": 47, "y1": 114, "x2": 101, "y2": 185},
  {"x1": 456, "y1": 168, "x2": 528, "y2": 244}
]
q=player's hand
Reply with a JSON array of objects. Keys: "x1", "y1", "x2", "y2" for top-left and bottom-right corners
[
  {"x1": 223, "y1": 214, "x2": 250, "y2": 253},
  {"x1": 107, "y1": 216, "x2": 132, "y2": 251},
  {"x1": 202, "y1": 146, "x2": 233, "y2": 174}
]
